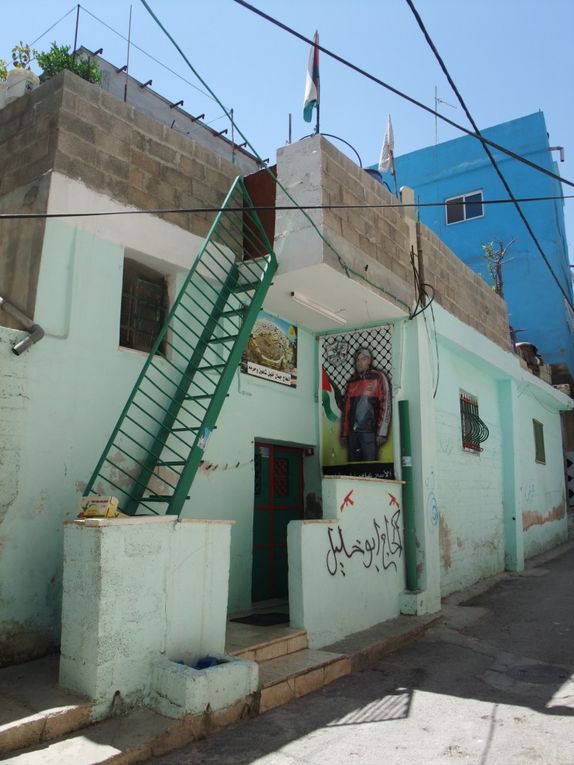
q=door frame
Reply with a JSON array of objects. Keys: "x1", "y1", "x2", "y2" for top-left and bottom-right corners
[{"x1": 251, "y1": 441, "x2": 305, "y2": 602}]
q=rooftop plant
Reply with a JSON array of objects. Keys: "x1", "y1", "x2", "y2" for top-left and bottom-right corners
[
  {"x1": 12, "y1": 41, "x2": 37, "y2": 69},
  {"x1": 37, "y1": 43, "x2": 102, "y2": 84}
]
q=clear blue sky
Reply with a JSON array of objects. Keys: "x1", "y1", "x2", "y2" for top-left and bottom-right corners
[{"x1": 2, "y1": 1, "x2": 573, "y2": 261}]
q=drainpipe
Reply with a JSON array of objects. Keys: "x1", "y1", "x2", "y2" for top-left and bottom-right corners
[
  {"x1": 399, "y1": 400, "x2": 417, "y2": 592},
  {"x1": 0, "y1": 296, "x2": 45, "y2": 355}
]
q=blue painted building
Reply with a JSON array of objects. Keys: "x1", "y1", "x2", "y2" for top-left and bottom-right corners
[{"x1": 374, "y1": 112, "x2": 574, "y2": 383}]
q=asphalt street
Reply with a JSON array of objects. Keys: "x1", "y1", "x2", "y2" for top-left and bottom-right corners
[{"x1": 149, "y1": 545, "x2": 574, "y2": 765}]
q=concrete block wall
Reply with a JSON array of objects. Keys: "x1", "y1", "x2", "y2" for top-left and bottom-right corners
[
  {"x1": 0, "y1": 70, "x2": 251, "y2": 323},
  {"x1": 0, "y1": 77, "x2": 58, "y2": 321},
  {"x1": 419, "y1": 224, "x2": 512, "y2": 351},
  {"x1": 320, "y1": 138, "x2": 412, "y2": 285},
  {"x1": 50, "y1": 71, "x2": 244, "y2": 238}
]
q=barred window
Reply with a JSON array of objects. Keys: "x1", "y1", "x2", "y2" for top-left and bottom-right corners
[
  {"x1": 120, "y1": 258, "x2": 167, "y2": 354},
  {"x1": 533, "y1": 420, "x2": 546, "y2": 464},
  {"x1": 460, "y1": 392, "x2": 489, "y2": 452}
]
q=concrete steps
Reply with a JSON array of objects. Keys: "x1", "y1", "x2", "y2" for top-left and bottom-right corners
[
  {"x1": 230, "y1": 626, "x2": 308, "y2": 662},
  {"x1": 259, "y1": 648, "x2": 351, "y2": 713},
  {"x1": 228, "y1": 622, "x2": 352, "y2": 712},
  {"x1": 0, "y1": 656, "x2": 95, "y2": 758},
  {"x1": 0, "y1": 612, "x2": 437, "y2": 762},
  {"x1": 1, "y1": 709, "x2": 176, "y2": 764}
]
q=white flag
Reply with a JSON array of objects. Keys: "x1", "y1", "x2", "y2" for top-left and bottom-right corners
[{"x1": 378, "y1": 115, "x2": 395, "y2": 175}]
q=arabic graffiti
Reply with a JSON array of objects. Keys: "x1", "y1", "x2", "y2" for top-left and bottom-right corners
[{"x1": 326, "y1": 507, "x2": 403, "y2": 577}]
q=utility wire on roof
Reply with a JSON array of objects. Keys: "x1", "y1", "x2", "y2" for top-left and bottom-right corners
[
  {"x1": 405, "y1": 0, "x2": 574, "y2": 310},
  {"x1": 2, "y1": 195, "x2": 572, "y2": 220},
  {"x1": 2, "y1": 5, "x2": 76, "y2": 62},
  {"x1": 232, "y1": 0, "x2": 574, "y2": 191},
  {"x1": 78, "y1": 5, "x2": 222, "y2": 106},
  {"x1": 30, "y1": 6, "x2": 77, "y2": 48},
  {"x1": 137, "y1": 0, "x2": 411, "y2": 310}
]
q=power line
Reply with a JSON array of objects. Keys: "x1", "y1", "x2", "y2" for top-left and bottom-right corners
[
  {"x1": 78, "y1": 5, "x2": 222, "y2": 106},
  {"x1": 232, "y1": 0, "x2": 574, "y2": 191},
  {"x1": 405, "y1": 0, "x2": 573, "y2": 309},
  {"x1": 30, "y1": 6, "x2": 78, "y2": 48},
  {"x1": 2, "y1": 5, "x2": 77, "y2": 61},
  {"x1": 2, "y1": 195, "x2": 572, "y2": 220}
]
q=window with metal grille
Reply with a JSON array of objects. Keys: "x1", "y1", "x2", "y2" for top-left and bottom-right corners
[
  {"x1": 533, "y1": 419, "x2": 546, "y2": 464},
  {"x1": 445, "y1": 191, "x2": 483, "y2": 225},
  {"x1": 459, "y1": 392, "x2": 489, "y2": 452},
  {"x1": 120, "y1": 258, "x2": 167, "y2": 354}
]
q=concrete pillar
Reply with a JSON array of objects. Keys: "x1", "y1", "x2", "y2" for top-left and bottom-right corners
[
  {"x1": 498, "y1": 379, "x2": 525, "y2": 571},
  {"x1": 397, "y1": 317, "x2": 442, "y2": 614},
  {"x1": 59, "y1": 516, "x2": 234, "y2": 709}
]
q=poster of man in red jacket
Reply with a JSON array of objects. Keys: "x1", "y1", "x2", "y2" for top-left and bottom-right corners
[
  {"x1": 340, "y1": 347, "x2": 392, "y2": 462},
  {"x1": 321, "y1": 327, "x2": 394, "y2": 479}
]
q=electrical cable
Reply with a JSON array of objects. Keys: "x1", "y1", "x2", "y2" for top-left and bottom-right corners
[
  {"x1": 405, "y1": 0, "x2": 574, "y2": 311},
  {"x1": 1, "y1": 195, "x2": 571, "y2": 221},
  {"x1": 232, "y1": 0, "x2": 574, "y2": 191},
  {"x1": 30, "y1": 6, "x2": 78, "y2": 48},
  {"x1": 2, "y1": 6, "x2": 77, "y2": 67},
  {"x1": 137, "y1": 0, "x2": 411, "y2": 311},
  {"x1": 78, "y1": 5, "x2": 222, "y2": 106}
]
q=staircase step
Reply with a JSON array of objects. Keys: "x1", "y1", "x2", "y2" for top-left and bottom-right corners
[
  {"x1": 232, "y1": 282, "x2": 260, "y2": 294},
  {"x1": 0, "y1": 656, "x2": 94, "y2": 758},
  {"x1": 228, "y1": 627, "x2": 308, "y2": 662},
  {"x1": 208, "y1": 334, "x2": 238, "y2": 345},
  {"x1": 259, "y1": 649, "x2": 352, "y2": 713},
  {"x1": 2, "y1": 708, "x2": 176, "y2": 765}
]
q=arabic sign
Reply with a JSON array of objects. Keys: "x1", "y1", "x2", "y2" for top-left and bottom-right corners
[{"x1": 241, "y1": 311, "x2": 298, "y2": 387}]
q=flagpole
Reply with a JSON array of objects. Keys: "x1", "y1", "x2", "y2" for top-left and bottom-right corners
[{"x1": 316, "y1": 101, "x2": 320, "y2": 135}]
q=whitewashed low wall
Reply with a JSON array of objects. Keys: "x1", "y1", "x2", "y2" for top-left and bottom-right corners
[
  {"x1": 289, "y1": 477, "x2": 405, "y2": 648},
  {"x1": 59, "y1": 516, "x2": 233, "y2": 709}
]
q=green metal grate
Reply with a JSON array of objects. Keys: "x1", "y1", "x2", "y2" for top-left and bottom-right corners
[{"x1": 84, "y1": 177, "x2": 277, "y2": 517}]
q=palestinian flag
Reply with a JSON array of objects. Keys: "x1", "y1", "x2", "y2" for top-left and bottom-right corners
[
  {"x1": 303, "y1": 30, "x2": 320, "y2": 123},
  {"x1": 321, "y1": 368, "x2": 342, "y2": 422}
]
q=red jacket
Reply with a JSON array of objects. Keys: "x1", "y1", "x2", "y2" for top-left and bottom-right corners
[{"x1": 341, "y1": 368, "x2": 391, "y2": 439}]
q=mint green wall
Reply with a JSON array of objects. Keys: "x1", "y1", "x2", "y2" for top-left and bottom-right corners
[
  {"x1": 181, "y1": 331, "x2": 319, "y2": 613},
  {"x1": 1, "y1": 213, "x2": 569, "y2": 662},
  {"x1": 60, "y1": 517, "x2": 234, "y2": 712},
  {"x1": 431, "y1": 302, "x2": 569, "y2": 595},
  {"x1": 288, "y1": 477, "x2": 406, "y2": 648},
  {"x1": 433, "y1": 338, "x2": 505, "y2": 595},
  {"x1": 0, "y1": 218, "x2": 321, "y2": 652},
  {"x1": 0, "y1": 220, "x2": 143, "y2": 658},
  {"x1": 516, "y1": 388, "x2": 568, "y2": 557}
]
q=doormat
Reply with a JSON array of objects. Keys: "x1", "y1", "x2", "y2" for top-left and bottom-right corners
[{"x1": 230, "y1": 612, "x2": 289, "y2": 627}]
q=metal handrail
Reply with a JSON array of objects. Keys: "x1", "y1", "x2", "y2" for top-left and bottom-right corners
[{"x1": 83, "y1": 176, "x2": 277, "y2": 517}]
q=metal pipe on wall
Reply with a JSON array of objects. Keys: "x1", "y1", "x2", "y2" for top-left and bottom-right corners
[{"x1": 399, "y1": 399, "x2": 418, "y2": 591}]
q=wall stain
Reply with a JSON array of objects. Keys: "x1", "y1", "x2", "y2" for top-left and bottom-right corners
[
  {"x1": 439, "y1": 515, "x2": 452, "y2": 570},
  {"x1": 523, "y1": 501, "x2": 566, "y2": 531}
]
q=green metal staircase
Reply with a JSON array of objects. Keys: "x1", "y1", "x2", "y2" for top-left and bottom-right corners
[{"x1": 84, "y1": 177, "x2": 277, "y2": 517}]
